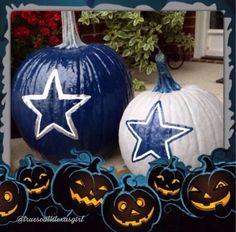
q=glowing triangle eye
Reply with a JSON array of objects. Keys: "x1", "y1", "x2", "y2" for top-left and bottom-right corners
[
  {"x1": 189, "y1": 186, "x2": 199, "y2": 192},
  {"x1": 75, "y1": 180, "x2": 84, "y2": 186},
  {"x1": 98, "y1": 185, "x2": 108, "y2": 191},
  {"x1": 215, "y1": 181, "x2": 228, "y2": 189},
  {"x1": 23, "y1": 177, "x2": 32, "y2": 182}
]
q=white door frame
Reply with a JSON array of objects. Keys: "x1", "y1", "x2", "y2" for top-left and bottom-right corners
[
  {"x1": 194, "y1": 11, "x2": 223, "y2": 58},
  {"x1": 194, "y1": 11, "x2": 210, "y2": 59}
]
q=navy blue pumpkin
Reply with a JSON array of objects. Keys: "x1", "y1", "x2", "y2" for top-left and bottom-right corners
[{"x1": 12, "y1": 11, "x2": 133, "y2": 161}]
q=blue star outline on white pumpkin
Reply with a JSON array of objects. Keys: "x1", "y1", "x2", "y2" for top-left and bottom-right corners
[
  {"x1": 126, "y1": 101, "x2": 193, "y2": 162},
  {"x1": 22, "y1": 69, "x2": 91, "y2": 140}
]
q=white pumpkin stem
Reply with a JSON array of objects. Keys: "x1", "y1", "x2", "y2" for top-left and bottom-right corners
[{"x1": 57, "y1": 11, "x2": 85, "y2": 49}]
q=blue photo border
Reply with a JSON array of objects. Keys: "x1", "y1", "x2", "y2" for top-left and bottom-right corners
[{"x1": 0, "y1": 1, "x2": 235, "y2": 229}]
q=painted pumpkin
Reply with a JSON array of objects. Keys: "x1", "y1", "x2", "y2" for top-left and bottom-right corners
[
  {"x1": 52, "y1": 153, "x2": 119, "y2": 215},
  {"x1": 119, "y1": 50, "x2": 223, "y2": 175},
  {"x1": 11, "y1": 11, "x2": 133, "y2": 161},
  {"x1": 15, "y1": 155, "x2": 54, "y2": 201},
  {"x1": 102, "y1": 175, "x2": 161, "y2": 232},
  {"x1": 181, "y1": 155, "x2": 235, "y2": 217},
  {"x1": 0, "y1": 165, "x2": 28, "y2": 225},
  {"x1": 147, "y1": 156, "x2": 187, "y2": 201}
]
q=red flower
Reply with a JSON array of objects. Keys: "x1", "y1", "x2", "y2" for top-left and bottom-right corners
[
  {"x1": 27, "y1": 16, "x2": 38, "y2": 25},
  {"x1": 38, "y1": 19, "x2": 45, "y2": 26},
  {"x1": 11, "y1": 11, "x2": 20, "y2": 23},
  {"x1": 20, "y1": 11, "x2": 32, "y2": 20},
  {"x1": 53, "y1": 12, "x2": 61, "y2": 22},
  {"x1": 40, "y1": 27, "x2": 50, "y2": 36},
  {"x1": 48, "y1": 21, "x2": 58, "y2": 30},
  {"x1": 13, "y1": 26, "x2": 32, "y2": 38},
  {"x1": 49, "y1": 35, "x2": 61, "y2": 45}
]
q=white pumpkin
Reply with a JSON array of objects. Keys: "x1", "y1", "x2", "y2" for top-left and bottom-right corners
[{"x1": 119, "y1": 51, "x2": 223, "y2": 175}]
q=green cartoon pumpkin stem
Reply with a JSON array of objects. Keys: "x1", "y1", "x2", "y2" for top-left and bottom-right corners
[
  {"x1": 57, "y1": 11, "x2": 85, "y2": 49},
  {"x1": 0, "y1": 165, "x2": 8, "y2": 181}
]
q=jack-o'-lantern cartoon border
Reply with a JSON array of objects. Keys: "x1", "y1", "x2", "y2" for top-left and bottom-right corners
[{"x1": 0, "y1": 148, "x2": 235, "y2": 231}]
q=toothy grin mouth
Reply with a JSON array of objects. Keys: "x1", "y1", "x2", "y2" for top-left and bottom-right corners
[
  {"x1": 0, "y1": 205, "x2": 18, "y2": 217},
  {"x1": 112, "y1": 207, "x2": 155, "y2": 227},
  {"x1": 154, "y1": 182, "x2": 180, "y2": 196},
  {"x1": 70, "y1": 188, "x2": 103, "y2": 207},
  {"x1": 28, "y1": 179, "x2": 50, "y2": 194},
  {"x1": 191, "y1": 191, "x2": 231, "y2": 211}
]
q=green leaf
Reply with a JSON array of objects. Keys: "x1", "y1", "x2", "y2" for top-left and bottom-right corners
[
  {"x1": 133, "y1": 78, "x2": 146, "y2": 91},
  {"x1": 122, "y1": 49, "x2": 131, "y2": 57},
  {"x1": 103, "y1": 34, "x2": 111, "y2": 41}
]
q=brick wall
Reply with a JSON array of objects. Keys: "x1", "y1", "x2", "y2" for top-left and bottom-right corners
[{"x1": 183, "y1": 11, "x2": 196, "y2": 61}]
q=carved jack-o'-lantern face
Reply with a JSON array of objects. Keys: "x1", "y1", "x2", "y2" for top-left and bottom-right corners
[
  {"x1": 16, "y1": 155, "x2": 54, "y2": 201},
  {"x1": 187, "y1": 172, "x2": 232, "y2": 212},
  {"x1": 69, "y1": 170, "x2": 113, "y2": 212},
  {"x1": 148, "y1": 157, "x2": 186, "y2": 200},
  {"x1": 52, "y1": 155, "x2": 118, "y2": 215},
  {"x1": 182, "y1": 156, "x2": 235, "y2": 217},
  {"x1": 0, "y1": 166, "x2": 28, "y2": 225},
  {"x1": 102, "y1": 176, "x2": 161, "y2": 232},
  {"x1": 112, "y1": 190, "x2": 155, "y2": 227}
]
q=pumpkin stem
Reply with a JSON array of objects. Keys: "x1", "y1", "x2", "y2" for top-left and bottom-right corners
[
  {"x1": 168, "y1": 156, "x2": 178, "y2": 169},
  {"x1": 200, "y1": 155, "x2": 215, "y2": 172},
  {"x1": 153, "y1": 48, "x2": 181, "y2": 93},
  {"x1": 0, "y1": 165, "x2": 8, "y2": 181},
  {"x1": 57, "y1": 11, "x2": 85, "y2": 49},
  {"x1": 123, "y1": 175, "x2": 134, "y2": 192},
  {"x1": 25, "y1": 155, "x2": 35, "y2": 168},
  {"x1": 89, "y1": 157, "x2": 101, "y2": 172}
]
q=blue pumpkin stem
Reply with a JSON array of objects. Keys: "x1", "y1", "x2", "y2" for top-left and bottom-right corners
[
  {"x1": 57, "y1": 11, "x2": 85, "y2": 49},
  {"x1": 153, "y1": 48, "x2": 181, "y2": 93},
  {"x1": 0, "y1": 165, "x2": 8, "y2": 182}
]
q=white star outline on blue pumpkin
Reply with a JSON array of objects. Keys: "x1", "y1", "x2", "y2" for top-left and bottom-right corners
[
  {"x1": 126, "y1": 101, "x2": 193, "y2": 162},
  {"x1": 22, "y1": 69, "x2": 91, "y2": 140}
]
